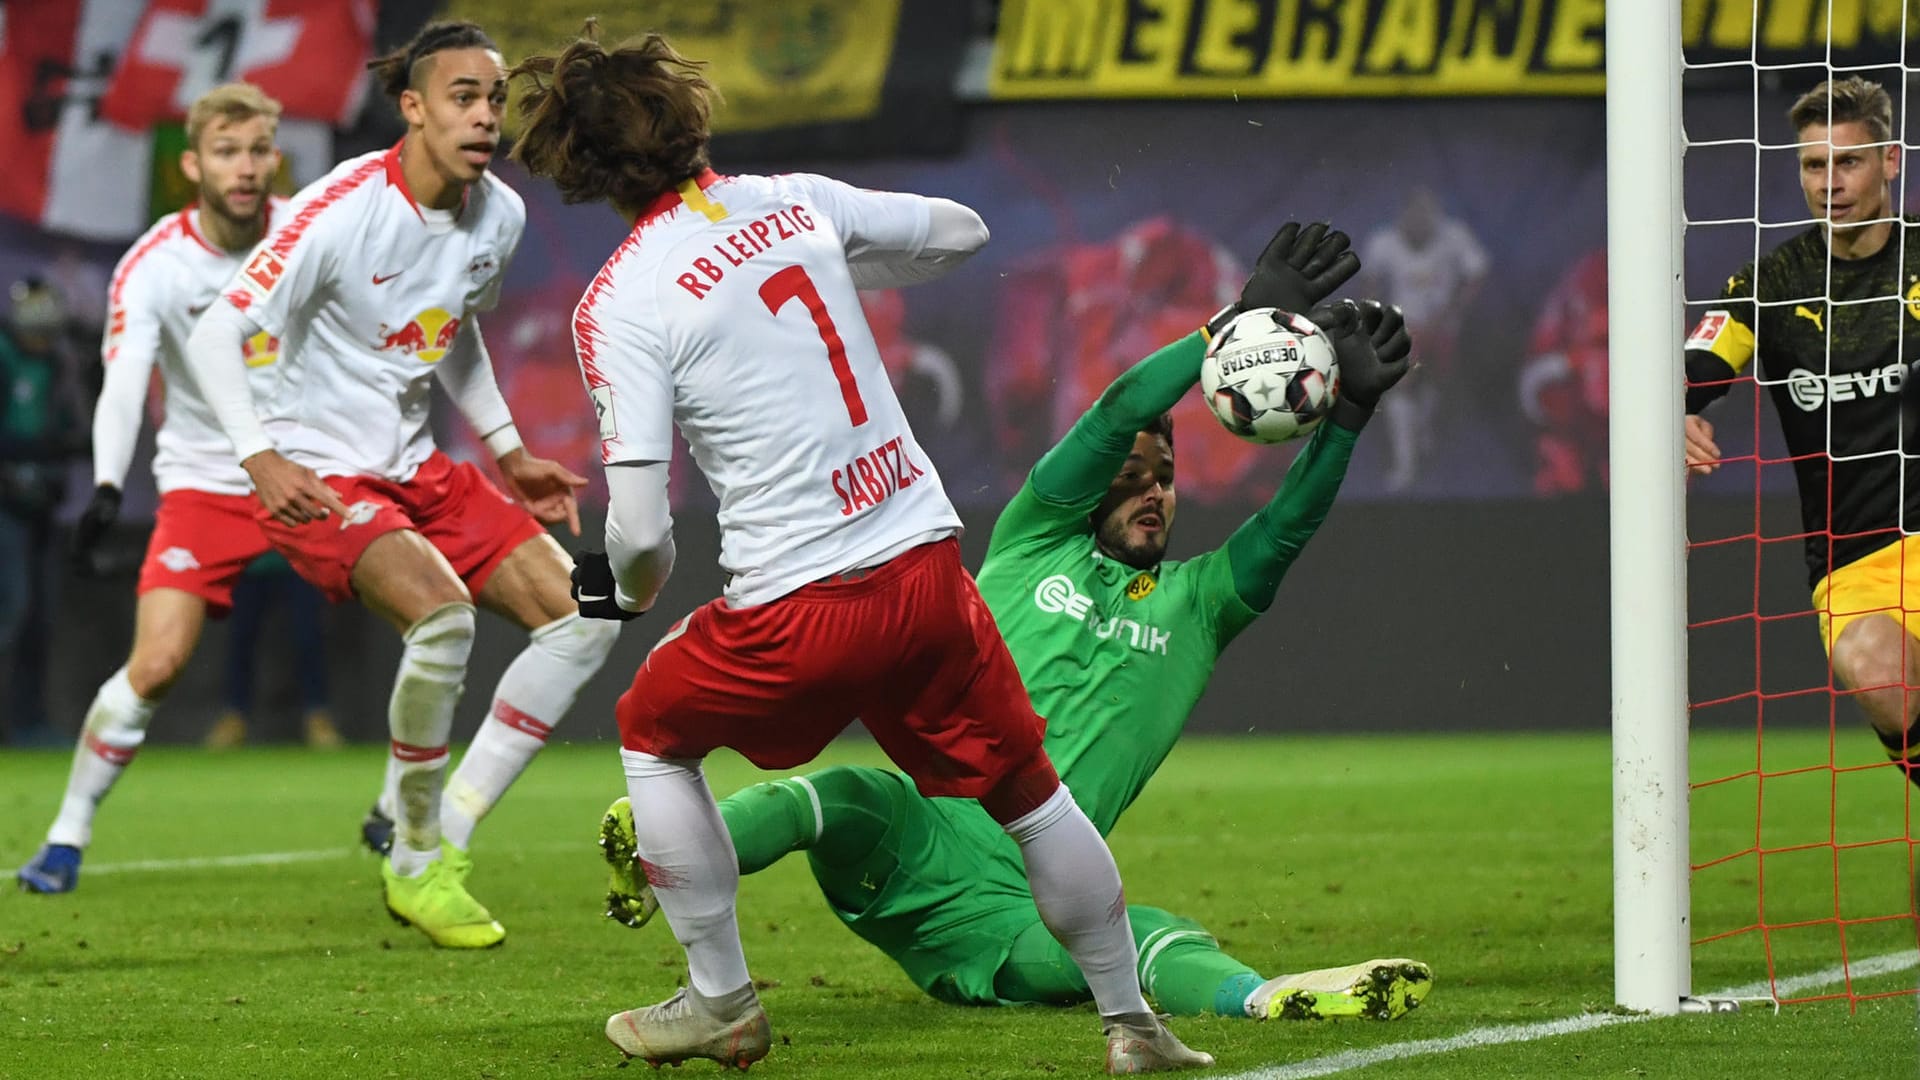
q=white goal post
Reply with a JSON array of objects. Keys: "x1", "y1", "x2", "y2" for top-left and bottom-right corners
[{"x1": 1607, "y1": 1, "x2": 1693, "y2": 1015}]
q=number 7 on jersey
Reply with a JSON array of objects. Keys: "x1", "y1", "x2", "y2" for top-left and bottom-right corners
[{"x1": 759, "y1": 265, "x2": 869, "y2": 427}]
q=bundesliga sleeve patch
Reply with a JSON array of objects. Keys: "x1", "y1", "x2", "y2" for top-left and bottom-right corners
[
  {"x1": 590, "y1": 385, "x2": 618, "y2": 442},
  {"x1": 241, "y1": 248, "x2": 285, "y2": 299},
  {"x1": 1686, "y1": 311, "x2": 1728, "y2": 348}
]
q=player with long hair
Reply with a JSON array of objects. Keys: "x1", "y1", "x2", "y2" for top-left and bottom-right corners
[{"x1": 498, "y1": 19, "x2": 1363, "y2": 1072}]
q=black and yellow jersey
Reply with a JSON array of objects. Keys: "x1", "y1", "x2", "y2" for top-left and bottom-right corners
[{"x1": 1685, "y1": 222, "x2": 1920, "y2": 586}]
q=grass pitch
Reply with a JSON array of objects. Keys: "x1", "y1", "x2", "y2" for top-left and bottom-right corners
[{"x1": 1, "y1": 731, "x2": 1914, "y2": 1079}]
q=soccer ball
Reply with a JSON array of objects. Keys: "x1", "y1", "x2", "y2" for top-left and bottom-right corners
[{"x1": 1200, "y1": 307, "x2": 1340, "y2": 444}]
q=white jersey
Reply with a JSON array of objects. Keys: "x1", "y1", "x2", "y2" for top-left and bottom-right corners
[
  {"x1": 1360, "y1": 218, "x2": 1489, "y2": 325},
  {"x1": 98, "y1": 199, "x2": 290, "y2": 496},
  {"x1": 222, "y1": 143, "x2": 525, "y2": 480},
  {"x1": 578, "y1": 171, "x2": 962, "y2": 607}
]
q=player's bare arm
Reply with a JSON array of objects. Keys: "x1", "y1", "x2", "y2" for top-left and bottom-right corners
[
  {"x1": 1684, "y1": 414, "x2": 1720, "y2": 475},
  {"x1": 498, "y1": 448, "x2": 587, "y2": 537},
  {"x1": 243, "y1": 447, "x2": 352, "y2": 527},
  {"x1": 434, "y1": 318, "x2": 586, "y2": 535},
  {"x1": 182, "y1": 299, "x2": 347, "y2": 526}
]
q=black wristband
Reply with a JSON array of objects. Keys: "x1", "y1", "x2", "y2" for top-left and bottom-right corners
[{"x1": 1329, "y1": 396, "x2": 1375, "y2": 433}]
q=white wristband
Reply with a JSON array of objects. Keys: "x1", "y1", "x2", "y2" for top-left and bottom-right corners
[{"x1": 483, "y1": 424, "x2": 524, "y2": 459}]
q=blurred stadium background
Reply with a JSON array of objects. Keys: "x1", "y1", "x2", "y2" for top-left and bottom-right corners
[
  {"x1": 2, "y1": 2, "x2": 1917, "y2": 1077},
  {"x1": 3, "y1": 0, "x2": 1819, "y2": 749}
]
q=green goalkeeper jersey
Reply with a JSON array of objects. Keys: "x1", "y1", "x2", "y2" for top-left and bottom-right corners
[
  {"x1": 814, "y1": 331, "x2": 1357, "y2": 1005},
  {"x1": 975, "y1": 472, "x2": 1258, "y2": 834}
]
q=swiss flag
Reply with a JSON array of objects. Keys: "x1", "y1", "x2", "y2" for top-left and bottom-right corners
[
  {"x1": 99, "y1": 0, "x2": 374, "y2": 130},
  {"x1": 0, "y1": 0, "x2": 153, "y2": 239}
]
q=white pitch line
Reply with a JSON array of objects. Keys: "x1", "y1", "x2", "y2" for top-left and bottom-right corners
[
  {"x1": 1239, "y1": 950, "x2": 1920, "y2": 1080},
  {"x1": 85, "y1": 848, "x2": 357, "y2": 875},
  {"x1": 82, "y1": 839, "x2": 585, "y2": 876},
  {"x1": 1713, "y1": 949, "x2": 1919, "y2": 1002},
  {"x1": 1249, "y1": 1013, "x2": 1644, "y2": 1080}
]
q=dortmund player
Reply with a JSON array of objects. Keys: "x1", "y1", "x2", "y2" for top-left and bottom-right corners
[
  {"x1": 602, "y1": 273, "x2": 1433, "y2": 1023},
  {"x1": 1685, "y1": 77, "x2": 1920, "y2": 788}
]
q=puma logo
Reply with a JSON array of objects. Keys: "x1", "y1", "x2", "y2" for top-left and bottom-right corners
[{"x1": 1794, "y1": 305, "x2": 1825, "y2": 332}]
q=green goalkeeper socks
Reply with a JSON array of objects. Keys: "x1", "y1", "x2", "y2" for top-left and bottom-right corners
[
  {"x1": 718, "y1": 766, "x2": 901, "y2": 876},
  {"x1": 1131, "y1": 910, "x2": 1264, "y2": 1017},
  {"x1": 718, "y1": 778, "x2": 821, "y2": 875},
  {"x1": 992, "y1": 906, "x2": 1265, "y2": 1016}
]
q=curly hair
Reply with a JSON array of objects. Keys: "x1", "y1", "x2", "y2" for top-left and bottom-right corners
[
  {"x1": 366, "y1": 20, "x2": 498, "y2": 103},
  {"x1": 509, "y1": 19, "x2": 716, "y2": 210}
]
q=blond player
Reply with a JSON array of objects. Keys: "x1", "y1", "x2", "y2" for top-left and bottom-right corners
[
  {"x1": 182, "y1": 22, "x2": 620, "y2": 948},
  {"x1": 510, "y1": 24, "x2": 1216, "y2": 1074},
  {"x1": 16, "y1": 84, "x2": 301, "y2": 894}
]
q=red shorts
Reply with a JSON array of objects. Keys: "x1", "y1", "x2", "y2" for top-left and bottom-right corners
[
  {"x1": 617, "y1": 539, "x2": 1046, "y2": 800},
  {"x1": 137, "y1": 490, "x2": 274, "y2": 617},
  {"x1": 258, "y1": 450, "x2": 547, "y2": 603}
]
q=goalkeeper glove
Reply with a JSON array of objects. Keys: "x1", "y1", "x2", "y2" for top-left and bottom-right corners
[
  {"x1": 1206, "y1": 221, "x2": 1362, "y2": 340},
  {"x1": 1308, "y1": 299, "x2": 1414, "y2": 431},
  {"x1": 71, "y1": 484, "x2": 121, "y2": 575},
  {"x1": 571, "y1": 550, "x2": 644, "y2": 622}
]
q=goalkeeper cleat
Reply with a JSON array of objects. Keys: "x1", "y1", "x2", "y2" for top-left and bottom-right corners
[
  {"x1": 361, "y1": 803, "x2": 394, "y2": 856},
  {"x1": 380, "y1": 856, "x2": 505, "y2": 949},
  {"x1": 605, "y1": 986, "x2": 771, "y2": 1070},
  {"x1": 1251, "y1": 959, "x2": 1433, "y2": 1021},
  {"x1": 1104, "y1": 1015, "x2": 1214, "y2": 1074},
  {"x1": 16, "y1": 843, "x2": 81, "y2": 894},
  {"x1": 599, "y1": 796, "x2": 660, "y2": 929}
]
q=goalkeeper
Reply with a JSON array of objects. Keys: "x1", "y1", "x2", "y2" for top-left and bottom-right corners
[
  {"x1": 598, "y1": 222, "x2": 1434, "y2": 1022},
  {"x1": 1684, "y1": 77, "x2": 1920, "y2": 790}
]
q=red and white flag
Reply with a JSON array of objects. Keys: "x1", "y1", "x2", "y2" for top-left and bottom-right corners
[
  {"x1": 99, "y1": 0, "x2": 374, "y2": 130},
  {"x1": 0, "y1": 0, "x2": 153, "y2": 240}
]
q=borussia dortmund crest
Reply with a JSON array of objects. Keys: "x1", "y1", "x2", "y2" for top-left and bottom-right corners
[
  {"x1": 747, "y1": 2, "x2": 842, "y2": 83},
  {"x1": 1125, "y1": 572, "x2": 1157, "y2": 601}
]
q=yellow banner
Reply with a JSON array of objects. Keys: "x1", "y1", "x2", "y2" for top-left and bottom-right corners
[
  {"x1": 988, "y1": 0, "x2": 1920, "y2": 99},
  {"x1": 442, "y1": 1, "x2": 901, "y2": 132}
]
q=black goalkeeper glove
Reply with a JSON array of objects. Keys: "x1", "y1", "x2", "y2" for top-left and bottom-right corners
[
  {"x1": 571, "y1": 549, "x2": 643, "y2": 622},
  {"x1": 71, "y1": 484, "x2": 121, "y2": 575},
  {"x1": 1207, "y1": 221, "x2": 1362, "y2": 339},
  {"x1": 1309, "y1": 299, "x2": 1414, "y2": 431}
]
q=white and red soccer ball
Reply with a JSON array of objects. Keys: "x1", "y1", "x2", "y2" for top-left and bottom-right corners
[{"x1": 1201, "y1": 307, "x2": 1340, "y2": 444}]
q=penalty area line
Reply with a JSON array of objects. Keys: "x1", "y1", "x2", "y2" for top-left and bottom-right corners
[{"x1": 1237, "y1": 950, "x2": 1920, "y2": 1080}]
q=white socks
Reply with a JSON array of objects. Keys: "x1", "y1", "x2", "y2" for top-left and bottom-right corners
[
  {"x1": 620, "y1": 748, "x2": 752, "y2": 996},
  {"x1": 386, "y1": 603, "x2": 475, "y2": 877},
  {"x1": 1003, "y1": 784, "x2": 1153, "y2": 1022},
  {"x1": 46, "y1": 667, "x2": 158, "y2": 848},
  {"x1": 441, "y1": 614, "x2": 618, "y2": 851}
]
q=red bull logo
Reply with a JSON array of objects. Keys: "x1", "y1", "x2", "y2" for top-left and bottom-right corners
[
  {"x1": 241, "y1": 330, "x2": 280, "y2": 368},
  {"x1": 378, "y1": 307, "x2": 461, "y2": 363}
]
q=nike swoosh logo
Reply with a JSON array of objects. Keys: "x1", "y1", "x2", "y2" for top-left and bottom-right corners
[
  {"x1": 576, "y1": 593, "x2": 610, "y2": 603},
  {"x1": 372, "y1": 271, "x2": 404, "y2": 285},
  {"x1": 187, "y1": 303, "x2": 209, "y2": 316}
]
